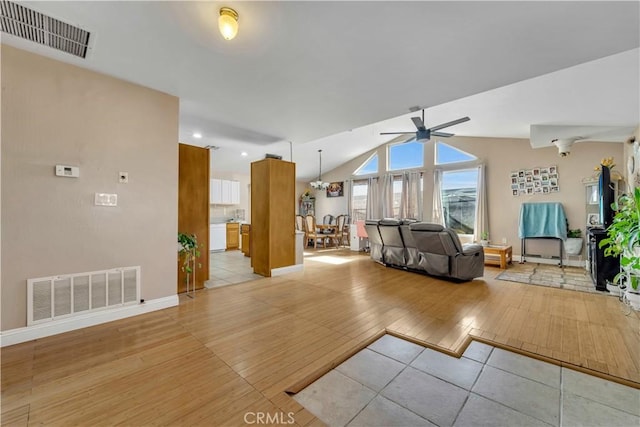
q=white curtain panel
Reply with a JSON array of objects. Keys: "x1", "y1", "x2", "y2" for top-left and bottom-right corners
[
  {"x1": 345, "y1": 179, "x2": 352, "y2": 221},
  {"x1": 474, "y1": 164, "x2": 489, "y2": 243},
  {"x1": 380, "y1": 174, "x2": 395, "y2": 218},
  {"x1": 400, "y1": 171, "x2": 423, "y2": 220},
  {"x1": 432, "y1": 169, "x2": 444, "y2": 225},
  {"x1": 366, "y1": 177, "x2": 380, "y2": 219}
]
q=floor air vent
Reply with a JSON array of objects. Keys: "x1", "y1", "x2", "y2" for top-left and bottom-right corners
[
  {"x1": 27, "y1": 266, "x2": 140, "y2": 326},
  {"x1": 0, "y1": 0, "x2": 90, "y2": 58}
]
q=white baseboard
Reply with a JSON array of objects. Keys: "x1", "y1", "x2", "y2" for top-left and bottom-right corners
[
  {"x1": 271, "y1": 264, "x2": 304, "y2": 277},
  {"x1": 0, "y1": 295, "x2": 179, "y2": 347}
]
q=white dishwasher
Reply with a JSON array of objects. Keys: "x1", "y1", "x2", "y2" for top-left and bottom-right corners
[{"x1": 210, "y1": 223, "x2": 227, "y2": 251}]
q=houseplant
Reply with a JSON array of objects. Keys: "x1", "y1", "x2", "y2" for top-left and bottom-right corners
[
  {"x1": 178, "y1": 232, "x2": 201, "y2": 296},
  {"x1": 480, "y1": 231, "x2": 489, "y2": 247},
  {"x1": 564, "y1": 228, "x2": 583, "y2": 256},
  {"x1": 599, "y1": 187, "x2": 640, "y2": 309}
]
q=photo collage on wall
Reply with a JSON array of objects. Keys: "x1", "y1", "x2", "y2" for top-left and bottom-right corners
[{"x1": 510, "y1": 166, "x2": 559, "y2": 196}]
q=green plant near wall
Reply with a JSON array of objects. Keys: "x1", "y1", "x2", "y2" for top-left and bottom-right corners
[
  {"x1": 599, "y1": 187, "x2": 640, "y2": 290},
  {"x1": 567, "y1": 229, "x2": 582, "y2": 238},
  {"x1": 178, "y1": 233, "x2": 201, "y2": 293}
]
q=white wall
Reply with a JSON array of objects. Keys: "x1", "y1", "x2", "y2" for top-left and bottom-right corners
[{"x1": 1, "y1": 46, "x2": 179, "y2": 331}]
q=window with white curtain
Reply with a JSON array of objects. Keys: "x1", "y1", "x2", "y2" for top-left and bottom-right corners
[
  {"x1": 440, "y1": 169, "x2": 478, "y2": 234},
  {"x1": 351, "y1": 179, "x2": 369, "y2": 221}
]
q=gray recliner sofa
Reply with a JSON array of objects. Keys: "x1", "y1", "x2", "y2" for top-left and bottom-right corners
[
  {"x1": 410, "y1": 223, "x2": 484, "y2": 281},
  {"x1": 365, "y1": 220, "x2": 484, "y2": 281}
]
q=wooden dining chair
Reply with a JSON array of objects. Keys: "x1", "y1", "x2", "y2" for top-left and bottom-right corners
[
  {"x1": 341, "y1": 215, "x2": 351, "y2": 247},
  {"x1": 304, "y1": 215, "x2": 324, "y2": 248},
  {"x1": 331, "y1": 214, "x2": 347, "y2": 247}
]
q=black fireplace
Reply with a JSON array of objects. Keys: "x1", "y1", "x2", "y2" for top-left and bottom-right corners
[{"x1": 587, "y1": 227, "x2": 619, "y2": 291}]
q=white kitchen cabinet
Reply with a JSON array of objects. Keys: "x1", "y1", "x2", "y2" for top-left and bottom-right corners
[
  {"x1": 221, "y1": 180, "x2": 232, "y2": 204},
  {"x1": 210, "y1": 179, "x2": 240, "y2": 205},
  {"x1": 231, "y1": 180, "x2": 240, "y2": 204},
  {"x1": 210, "y1": 179, "x2": 222, "y2": 204}
]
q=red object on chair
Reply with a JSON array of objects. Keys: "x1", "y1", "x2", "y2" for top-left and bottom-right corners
[{"x1": 356, "y1": 220, "x2": 368, "y2": 238}]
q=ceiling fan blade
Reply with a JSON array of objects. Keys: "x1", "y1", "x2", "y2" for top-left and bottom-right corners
[
  {"x1": 411, "y1": 117, "x2": 427, "y2": 131},
  {"x1": 380, "y1": 131, "x2": 417, "y2": 135},
  {"x1": 431, "y1": 131, "x2": 454, "y2": 138},
  {"x1": 428, "y1": 116, "x2": 470, "y2": 132}
]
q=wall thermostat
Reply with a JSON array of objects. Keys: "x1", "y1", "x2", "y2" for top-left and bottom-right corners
[{"x1": 55, "y1": 165, "x2": 79, "y2": 178}]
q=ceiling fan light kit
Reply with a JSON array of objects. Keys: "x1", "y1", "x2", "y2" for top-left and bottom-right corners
[
  {"x1": 219, "y1": 7, "x2": 239, "y2": 40},
  {"x1": 310, "y1": 149, "x2": 330, "y2": 190},
  {"x1": 380, "y1": 109, "x2": 470, "y2": 143}
]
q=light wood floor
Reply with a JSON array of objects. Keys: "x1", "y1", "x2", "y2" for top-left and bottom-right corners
[{"x1": 2, "y1": 250, "x2": 639, "y2": 426}]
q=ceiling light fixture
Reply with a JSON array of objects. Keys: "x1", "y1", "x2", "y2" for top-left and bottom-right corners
[
  {"x1": 241, "y1": 151, "x2": 248, "y2": 157},
  {"x1": 193, "y1": 132, "x2": 202, "y2": 139},
  {"x1": 218, "y1": 7, "x2": 239, "y2": 40},
  {"x1": 310, "y1": 149, "x2": 330, "y2": 190}
]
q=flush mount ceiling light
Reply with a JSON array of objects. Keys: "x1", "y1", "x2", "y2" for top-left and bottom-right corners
[
  {"x1": 218, "y1": 7, "x2": 239, "y2": 40},
  {"x1": 310, "y1": 149, "x2": 330, "y2": 190},
  {"x1": 193, "y1": 132, "x2": 202, "y2": 139}
]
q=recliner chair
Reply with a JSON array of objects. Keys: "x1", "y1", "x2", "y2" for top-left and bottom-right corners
[
  {"x1": 378, "y1": 219, "x2": 405, "y2": 267},
  {"x1": 364, "y1": 220, "x2": 383, "y2": 263},
  {"x1": 399, "y1": 219, "x2": 420, "y2": 270},
  {"x1": 410, "y1": 223, "x2": 484, "y2": 280}
]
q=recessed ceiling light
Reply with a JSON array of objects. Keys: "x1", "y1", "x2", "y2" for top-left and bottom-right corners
[
  {"x1": 193, "y1": 132, "x2": 202, "y2": 139},
  {"x1": 241, "y1": 151, "x2": 248, "y2": 157}
]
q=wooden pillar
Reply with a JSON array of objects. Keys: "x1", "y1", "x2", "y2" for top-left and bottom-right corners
[
  {"x1": 178, "y1": 144, "x2": 210, "y2": 292},
  {"x1": 251, "y1": 158, "x2": 296, "y2": 277}
]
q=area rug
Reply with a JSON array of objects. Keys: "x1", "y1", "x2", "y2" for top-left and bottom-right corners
[{"x1": 495, "y1": 262, "x2": 601, "y2": 294}]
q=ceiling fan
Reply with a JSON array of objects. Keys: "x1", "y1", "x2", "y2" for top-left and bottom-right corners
[{"x1": 380, "y1": 109, "x2": 470, "y2": 142}]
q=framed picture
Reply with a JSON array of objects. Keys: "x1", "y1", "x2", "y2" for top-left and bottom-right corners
[
  {"x1": 326, "y1": 182, "x2": 344, "y2": 198},
  {"x1": 587, "y1": 213, "x2": 600, "y2": 226}
]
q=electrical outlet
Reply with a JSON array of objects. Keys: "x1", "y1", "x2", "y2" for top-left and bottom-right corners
[
  {"x1": 501, "y1": 237, "x2": 507, "y2": 244},
  {"x1": 95, "y1": 193, "x2": 117, "y2": 206},
  {"x1": 119, "y1": 172, "x2": 128, "y2": 183}
]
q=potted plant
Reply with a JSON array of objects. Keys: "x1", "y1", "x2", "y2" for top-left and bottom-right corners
[
  {"x1": 480, "y1": 231, "x2": 489, "y2": 247},
  {"x1": 564, "y1": 228, "x2": 583, "y2": 256},
  {"x1": 599, "y1": 187, "x2": 640, "y2": 309},
  {"x1": 178, "y1": 232, "x2": 201, "y2": 297}
]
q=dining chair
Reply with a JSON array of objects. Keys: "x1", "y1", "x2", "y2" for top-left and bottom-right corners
[
  {"x1": 341, "y1": 215, "x2": 351, "y2": 247},
  {"x1": 322, "y1": 214, "x2": 334, "y2": 225},
  {"x1": 304, "y1": 215, "x2": 324, "y2": 248},
  {"x1": 332, "y1": 214, "x2": 347, "y2": 247}
]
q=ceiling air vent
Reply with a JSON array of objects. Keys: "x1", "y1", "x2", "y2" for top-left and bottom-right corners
[{"x1": 0, "y1": 0, "x2": 90, "y2": 58}]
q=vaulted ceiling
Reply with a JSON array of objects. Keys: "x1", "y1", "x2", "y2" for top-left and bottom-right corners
[{"x1": 3, "y1": 1, "x2": 639, "y2": 179}]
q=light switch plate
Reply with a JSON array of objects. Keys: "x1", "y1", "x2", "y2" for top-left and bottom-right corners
[{"x1": 95, "y1": 193, "x2": 118, "y2": 206}]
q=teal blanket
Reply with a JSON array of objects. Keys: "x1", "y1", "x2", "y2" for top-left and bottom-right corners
[{"x1": 518, "y1": 202, "x2": 567, "y2": 240}]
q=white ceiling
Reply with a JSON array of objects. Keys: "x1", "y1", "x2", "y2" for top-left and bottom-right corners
[{"x1": 4, "y1": 1, "x2": 639, "y2": 180}]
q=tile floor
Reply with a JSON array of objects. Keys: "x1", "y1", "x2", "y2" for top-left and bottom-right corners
[
  {"x1": 205, "y1": 250, "x2": 262, "y2": 289},
  {"x1": 294, "y1": 335, "x2": 640, "y2": 427}
]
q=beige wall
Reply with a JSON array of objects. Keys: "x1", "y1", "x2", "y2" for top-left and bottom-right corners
[
  {"x1": 311, "y1": 135, "x2": 624, "y2": 255},
  {"x1": 1, "y1": 46, "x2": 179, "y2": 331}
]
